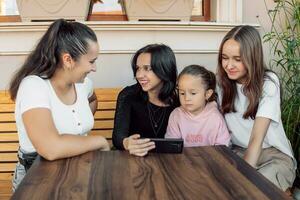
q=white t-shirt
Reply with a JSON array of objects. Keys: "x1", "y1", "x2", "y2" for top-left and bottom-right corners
[
  {"x1": 217, "y1": 72, "x2": 295, "y2": 162},
  {"x1": 15, "y1": 75, "x2": 94, "y2": 153}
]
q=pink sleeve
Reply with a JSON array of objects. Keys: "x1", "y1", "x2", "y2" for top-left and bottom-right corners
[
  {"x1": 165, "y1": 110, "x2": 182, "y2": 139},
  {"x1": 214, "y1": 116, "x2": 231, "y2": 146}
]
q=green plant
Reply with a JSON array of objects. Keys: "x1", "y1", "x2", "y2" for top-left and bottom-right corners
[{"x1": 263, "y1": 0, "x2": 300, "y2": 164}]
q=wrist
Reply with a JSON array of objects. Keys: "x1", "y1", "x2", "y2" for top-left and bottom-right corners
[{"x1": 123, "y1": 137, "x2": 129, "y2": 150}]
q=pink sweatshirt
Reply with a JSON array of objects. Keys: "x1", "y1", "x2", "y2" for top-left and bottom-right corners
[{"x1": 165, "y1": 102, "x2": 230, "y2": 147}]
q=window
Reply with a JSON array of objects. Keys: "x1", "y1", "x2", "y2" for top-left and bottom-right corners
[{"x1": 0, "y1": 0, "x2": 210, "y2": 22}]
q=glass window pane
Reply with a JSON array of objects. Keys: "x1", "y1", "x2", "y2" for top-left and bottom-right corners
[
  {"x1": 192, "y1": 0, "x2": 203, "y2": 16},
  {"x1": 92, "y1": 0, "x2": 124, "y2": 15},
  {"x1": 0, "y1": 0, "x2": 19, "y2": 15}
]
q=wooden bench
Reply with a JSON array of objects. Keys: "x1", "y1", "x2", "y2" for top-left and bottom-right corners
[{"x1": 0, "y1": 88, "x2": 121, "y2": 199}]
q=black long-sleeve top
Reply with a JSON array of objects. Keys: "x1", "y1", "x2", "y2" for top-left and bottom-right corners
[{"x1": 112, "y1": 84, "x2": 177, "y2": 150}]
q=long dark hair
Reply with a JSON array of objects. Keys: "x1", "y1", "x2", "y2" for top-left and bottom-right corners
[
  {"x1": 9, "y1": 19, "x2": 98, "y2": 101},
  {"x1": 178, "y1": 65, "x2": 217, "y2": 102},
  {"x1": 131, "y1": 44, "x2": 178, "y2": 106},
  {"x1": 217, "y1": 25, "x2": 272, "y2": 119}
]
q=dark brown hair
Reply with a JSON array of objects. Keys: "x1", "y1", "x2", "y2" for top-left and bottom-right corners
[
  {"x1": 9, "y1": 19, "x2": 97, "y2": 101},
  {"x1": 178, "y1": 65, "x2": 217, "y2": 102},
  {"x1": 131, "y1": 44, "x2": 178, "y2": 106},
  {"x1": 217, "y1": 25, "x2": 271, "y2": 119}
]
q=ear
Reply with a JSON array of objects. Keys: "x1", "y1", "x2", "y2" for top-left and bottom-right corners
[
  {"x1": 61, "y1": 53, "x2": 74, "y2": 70},
  {"x1": 205, "y1": 89, "x2": 214, "y2": 101}
]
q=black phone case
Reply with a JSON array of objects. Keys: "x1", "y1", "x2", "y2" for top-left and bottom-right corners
[{"x1": 149, "y1": 138, "x2": 183, "y2": 153}]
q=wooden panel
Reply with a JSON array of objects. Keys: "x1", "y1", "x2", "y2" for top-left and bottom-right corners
[
  {"x1": 94, "y1": 111, "x2": 115, "y2": 120},
  {"x1": 0, "y1": 153, "x2": 18, "y2": 162},
  {"x1": 89, "y1": 130, "x2": 113, "y2": 138},
  {"x1": 0, "y1": 163, "x2": 16, "y2": 172},
  {"x1": 0, "y1": 179, "x2": 13, "y2": 200},
  {"x1": 97, "y1": 101, "x2": 116, "y2": 110},
  {"x1": 0, "y1": 123, "x2": 17, "y2": 132},
  {"x1": 93, "y1": 120, "x2": 114, "y2": 129},
  {"x1": 0, "y1": 174, "x2": 14, "y2": 181},
  {"x1": 0, "y1": 133, "x2": 18, "y2": 142},
  {"x1": 0, "y1": 104, "x2": 14, "y2": 113},
  {"x1": 0, "y1": 143, "x2": 18, "y2": 152},
  {"x1": 0, "y1": 113, "x2": 15, "y2": 122},
  {"x1": 0, "y1": 92, "x2": 12, "y2": 104}
]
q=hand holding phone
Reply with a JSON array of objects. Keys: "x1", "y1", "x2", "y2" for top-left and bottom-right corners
[{"x1": 149, "y1": 138, "x2": 183, "y2": 153}]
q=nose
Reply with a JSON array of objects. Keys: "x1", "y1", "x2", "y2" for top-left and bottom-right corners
[
  {"x1": 91, "y1": 63, "x2": 97, "y2": 72},
  {"x1": 136, "y1": 69, "x2": 145, "y2": 79},
  {"x1": 226, "y1": 59, "x2": 235, "y2": 70},
  {"x1": 184, "y1": 94, "x2": 190, "y2": 101}
]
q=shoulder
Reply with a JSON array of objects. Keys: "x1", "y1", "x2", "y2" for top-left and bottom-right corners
[
  {"x1": 262, "y1": 71, "x2": 280, "y2": 96},
  {"x1": 118, "y1": 83, "x2": 141, "y2": 100},
  {"x1": 205, "y1": 102, "x2": 224, "y2": 119},
  {"x1": 19, "y1": 75, "x2": 48, "y2": 91}
]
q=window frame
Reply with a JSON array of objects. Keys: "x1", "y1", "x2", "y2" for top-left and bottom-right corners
[{"x1": 0, "y1": 0, "x2": 210, "y2": 22}]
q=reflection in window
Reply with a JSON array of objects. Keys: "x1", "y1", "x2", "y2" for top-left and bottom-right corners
[
  {"x1": 92, "y1": 0, "x2": 124, "y2": 15},
  {"x1": 192, "y1": 0, "x2": 203, "y2": 16},
  {"x1": 0, "y1": 0, "x2": 18, "y2": 15}
]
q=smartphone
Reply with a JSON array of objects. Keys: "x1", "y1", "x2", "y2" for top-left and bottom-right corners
[{"x1": 149, "y1": 138, "x2": 183, "y2": 154}]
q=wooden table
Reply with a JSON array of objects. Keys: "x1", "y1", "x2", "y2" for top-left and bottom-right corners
[{"x1": 12, "y1": 146, "x2": 290, "y2": 200}]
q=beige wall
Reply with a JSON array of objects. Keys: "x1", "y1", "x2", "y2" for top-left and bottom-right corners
[
  {"x1": 243, "y1": 0, "x2": 276, "y2": 65},
  {"x1": 0, "y1": 22, "x2": 234, "y2": 89},
  {"x1": 0, "y1": 0, "x2": 276, "y2": 90}
]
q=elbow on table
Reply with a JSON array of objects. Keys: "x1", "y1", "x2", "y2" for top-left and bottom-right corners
[{"x1": 36, "y1": 146, "x2": 61, "y2": 161}]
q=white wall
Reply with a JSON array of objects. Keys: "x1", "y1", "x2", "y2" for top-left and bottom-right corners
[
  {"x1": 0, "y1": 22, "x2": 239, "y2": 89},
  {"x1": 0, "y1": 0, "x2": 274, "y2": 90}
]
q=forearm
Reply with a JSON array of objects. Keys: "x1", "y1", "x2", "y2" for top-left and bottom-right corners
[
  {"x1": 88, "y1": 92, "x2": 98, "y2": 115},
  {"x1": 38, "y1": 134, "x2": 107, "y2": 160},
  {"x1": 244, "y1": 117, "x2": 271, "y2": 168},
  {"x1": 244, "y1": 140, "x2": 263, "y2": 167},
  {"x1": 89, "y1": 100, "x2": 97, "y2": 115}
]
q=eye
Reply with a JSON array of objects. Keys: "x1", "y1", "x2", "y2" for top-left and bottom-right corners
[
  {"x1": 191, "y1": 92, "x2": 197, "y2": 95},
  {"x1": 222, "y1": 56, "x2": 228, "y2": 60},
  {"x1": 235, "y1": 58, "x2": 241, "y2": 62},
  {"x1": 145, "y1": 66, "x2": 152, "y2": 71},
  {"x1": 179, "y1": 92, "x2": 185, "y2": 96},
  {"x1": 90, "y1": 61, "x2": 95, "y2": 64}
]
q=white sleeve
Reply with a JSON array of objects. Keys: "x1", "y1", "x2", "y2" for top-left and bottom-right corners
[
  {"x1": 256, "y1": 73, "x2": 281, "y2": 123},
  {"x1": 17, "y1": 76, "x2": 51, "y2": 114},
  {"x1": 84, "y1": 77, "x2": 94, "y2": 98}
]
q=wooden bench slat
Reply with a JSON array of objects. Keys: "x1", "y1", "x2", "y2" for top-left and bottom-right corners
[
  {"x1": 0, "y1": 174, "x2": 14, "y2": 181},
  {"x1": 0, "y1": 153, "x2": 18, "y2": 162},
  {"x1": 89, "y1": 130, "x2": 113, "y2": 138},
  {"x1": 0, "y1": 133, "x2": 18, "y2": 142},
  {"x1": 0, "y1": 163, "x2": 16, "y2": 172},
  {"x1": 93, "y1": 120, "x2": 114, "y2": 129},
  {"x1": 0, "y1": 114, "x2": 15, "y2": 122},
  {"x1": 0, "y1": 104, "x2": 14, "y2": 112},
  {"x1": 0, "y1": 123, "x2": 17, "y2": 132},
  {"x1": 94, "y1": 111, "x2": 115, "y2": 120},
  {"x1": 0, "y1": 143, "x2": 18, "y2": 152},
  {"x1": 97, "y1": 101, "x2": 116, "y2": 110}
]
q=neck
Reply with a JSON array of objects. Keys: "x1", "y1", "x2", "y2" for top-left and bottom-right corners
[
  {"x1": 148, "y1": 90, "x2": 165, "y2": 107},
  {"x1": 50, "y1": 69, "x2": 73, "y2": 93}
]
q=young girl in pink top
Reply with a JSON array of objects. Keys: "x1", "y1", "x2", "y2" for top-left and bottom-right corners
[{"x1": 165, "y1": 65, "x2": 230, "y2": 147}]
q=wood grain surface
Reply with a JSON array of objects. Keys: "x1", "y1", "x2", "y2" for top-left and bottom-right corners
[{"x1": 12, "y1": 146, "x2": 290, "y2": 200}]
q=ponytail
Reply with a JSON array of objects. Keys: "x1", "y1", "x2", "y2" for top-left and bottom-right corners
[{"x1": 9, "y1": 19, "x2": 97, "y2": 100}]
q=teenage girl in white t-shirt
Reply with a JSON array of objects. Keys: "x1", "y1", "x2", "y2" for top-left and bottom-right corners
[
  {"x1": 216, "y1": 25, "x2": 296, "y2": 192},
  {"x1": 9, "y1": 19, "x2": 110, "y2": 191}
]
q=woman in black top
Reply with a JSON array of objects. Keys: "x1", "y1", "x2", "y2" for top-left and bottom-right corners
[{"x1": 112, "y1": 44, "x2": 178, "y2": 156}]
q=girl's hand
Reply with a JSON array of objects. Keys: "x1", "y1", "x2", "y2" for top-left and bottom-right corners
[
  {"x1": 99, "y1": 136, "x2": 110, "y2": 151},
  {"x1": 123, "y1": 134, "x2": 155, "y2": 156}
]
